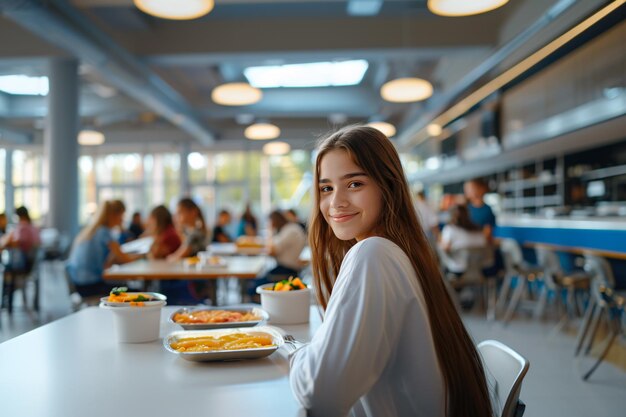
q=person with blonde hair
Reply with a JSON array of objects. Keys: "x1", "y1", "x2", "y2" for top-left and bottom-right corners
[
  {"x1": 67, "y1": 200, "x2": 139, "y2": 297},
  {"x1": 289, "y1": 126, "x2": 493, "y2": 417}
]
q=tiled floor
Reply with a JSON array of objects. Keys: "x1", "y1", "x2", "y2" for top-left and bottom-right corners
[{"x1": 2, "y1": 263, "x2": 625, "y2": 416}]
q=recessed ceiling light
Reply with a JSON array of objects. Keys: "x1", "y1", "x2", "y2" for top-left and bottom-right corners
[
  {"x1": 212, "y1": 82, "x2": 262, "y2": 106},
  {"x1": 366, "y1": 121, "x2": 396, "y2": 138},
  {"x1": 263, "y1": 141, "x2": 291, "y2": 156},
  {"x1": 78, "y1": 130, "x2": 105, "y2": 146},
  {"x1": 427, "y1": 0, "x2": 508, "y2": 17},
  {"x1": 245, "y1": 123, "x2": 281, "y2": 140},
  {"x1": 244, "y1": 60, "x2": 369, "y2": 88},
  {"x1": 381, "y1": 77, "x2": 433, "y2": 103},
  {"x1": 133, "y1": 0, "x2": 214, "y2": 20},
  {"x1": 0, "y1": 75, "x2": 48, "y2": 96}
]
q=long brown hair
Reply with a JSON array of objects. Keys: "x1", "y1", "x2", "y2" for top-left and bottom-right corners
[
  {"x1": 177, "y1": 198, "x2": 206, "y2": 232},
  {"x1": 309, "y1": 126, "x2": 493, "y2": 417},
  {"x1": 75, "y1": 200, "x2": 125, "y2": 243},
  {"x1": 450, "y1": 204, "x2": 482, "y2": 232},
  {"x1": 150, "y1": 205, "x2": 174, "y2": 235}
]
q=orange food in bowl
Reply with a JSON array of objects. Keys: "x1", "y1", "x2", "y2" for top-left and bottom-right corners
[
  {"x1": 266, "y1": 277, "x2": 306, "y2": 291},
  {"x1": 173, "y1": 310, "x2": 261, "y2": 324}
]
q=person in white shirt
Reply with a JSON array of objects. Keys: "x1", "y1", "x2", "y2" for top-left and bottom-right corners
[
  {"x1": 289, "y1": 126, "x2": 493, "y2": 417},
  {"x1": 415, "y1": 190, "x2": 440, "y2": 239},
  {"x1": 439, "y1": 204, "x2": 488, "y2": 274},
  {"x1": 267, "y1": 210, "x2": 307, "y2": 275}
]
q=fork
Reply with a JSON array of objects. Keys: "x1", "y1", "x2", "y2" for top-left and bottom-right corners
[{"x1": 283, "y1": 334, "x2": 306, "y2": 353}]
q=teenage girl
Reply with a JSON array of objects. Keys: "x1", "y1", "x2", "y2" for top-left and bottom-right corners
[{"x1": 289, "y1": 126, "x2": 493, "y2": 417}]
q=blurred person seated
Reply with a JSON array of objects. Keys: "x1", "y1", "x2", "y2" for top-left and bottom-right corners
[
  {"x1": 438, "y1": 204, "x2": 487, "y2": 276},
  {"x1": 284, "y1": 208, "x2": 306, "y2": 231},
  {"x1": 0, "y1": 212, "x2": 7, "y2": 236},
  {"x1": 463, "y1": 178, "x2": 496, "y2": 244},
  {"x1": 249, "y1": 210, "x2": 307, "y2": 297},
  {"x1": 167, "y1": 198, "x2": 209, "y2": 261},
  {"x1": 0, "y1": 206, "x2": 41, "y2": 272},
  {"x1": 165, "y1": 198, "x2": 209, "y2": 304},
  {"x1": 126, "y1": 211, "x2": 145, "y2": 241},
  {"x1": 67, "y1": 200, "x2": 140, "y2": 297},
  {"x1": 145, "y1": 205, "x2": 181, "y2": 259},
  {"x1": 414, "y1": 190, "x2": 440, "y2": 242},
  {"x1": 212, "y1": 209, "x2": 233, "y2": 243},
  {"x1": 237, "y1": 203, "x2": 258, "y2": 237}
]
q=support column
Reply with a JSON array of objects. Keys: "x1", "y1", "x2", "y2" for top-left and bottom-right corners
[
  {"x1": 45, "y1": 58, "x2": 79, "y2": 237},
  {"x1": 4, "y1": 149, "x2": 13, "y2": 218},
  {"x1": 179, "y1": 142, "x2": 191, "y2": 196}
]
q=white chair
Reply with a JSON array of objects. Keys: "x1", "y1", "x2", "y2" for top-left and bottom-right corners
[
  {"x1": 478, "y1": 340, "x2": 529, "y2": 417},
  {"x1": 575, "y1": 253, "x2": 622, "y2": 357},
  {"x1": 497, "y1": 238, "x2": 543, "y2": 324}
]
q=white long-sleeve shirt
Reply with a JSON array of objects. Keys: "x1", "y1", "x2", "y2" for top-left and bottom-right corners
[{"x1": 289, "y1": 237, "x2": 445, "y2": 417}]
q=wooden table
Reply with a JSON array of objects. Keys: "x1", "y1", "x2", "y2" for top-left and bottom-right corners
[
  {"x1": 103, "y1": 256, "x2": 269, "y2": 304},
  {"x1": 0, "y1": 305, "x2": 322, "y2": 417}
]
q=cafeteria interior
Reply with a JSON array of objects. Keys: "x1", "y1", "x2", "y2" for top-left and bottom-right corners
[{"x1": 1, "y1": 1, "x2": 626, "y2": 416}]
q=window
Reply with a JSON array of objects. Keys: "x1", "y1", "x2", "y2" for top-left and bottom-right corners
[{"x1": 13, "y1": 150, "x2": 48, "y2": 221}]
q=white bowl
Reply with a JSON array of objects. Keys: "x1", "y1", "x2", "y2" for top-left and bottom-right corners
[
  {"x1": 256, "y1": 283, "x2": 310, "y2": 324},
  {"x1": 100, "y1": 300, "x2": 166, "y2": 343}
]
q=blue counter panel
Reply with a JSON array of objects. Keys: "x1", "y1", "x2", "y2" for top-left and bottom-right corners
[
  {"x1": 495, "y1": 226, "x2": 626, "y2": 253},
  {"x1": 495, "y1": 226, "x2": 626, "y2": 288}
]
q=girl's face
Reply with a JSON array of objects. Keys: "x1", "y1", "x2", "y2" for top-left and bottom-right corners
[
  {"x1": 112, "y1": 211, "x2": 125, "y2": 228},
  {"x1": 318, "y1": 149, "x2": 382, "y2": 242},
  {"x1": 176, "y1": 206, "x2": 193, "y2": 227},
  {"x1": 146, "y1": 214, "x2": 157, "y2": 234}
]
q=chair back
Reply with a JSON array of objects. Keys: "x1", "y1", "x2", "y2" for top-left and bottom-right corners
[
  {"x1": 464, "y1": 247, "x2": 488, "y2": 283},
  {"x1": 500, "y1": 238, "x2": 523, "y2": 276},
  {"x1": 583, "y1": 253, "x2": 616, "y2": 303},
  {"x1": 478, "y1": 340, "x2": 529, "y2": 417},
  {"x1": 535, "y1": 247, "x2": 561, "y2": 289}
]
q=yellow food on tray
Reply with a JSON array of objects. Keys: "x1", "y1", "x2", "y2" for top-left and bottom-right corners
[
  {"x1": 107, "y1": 287, "x2": 153, "y2": 306},
  {"x1": 235, "y1": 236, "x2": 265, "y2": 248},
  {"x1": 266, "y1": 277, "x2": 307, "y2": 291},
  {"x1": 184, "y1": 256, "x2": 200, "y2": 265},
  {"x1": 170, "y1": 332, "x2": 275, "y2": 352},
  {"x1": 173, "y1": 310, "x2": 261, "y2": 324}
]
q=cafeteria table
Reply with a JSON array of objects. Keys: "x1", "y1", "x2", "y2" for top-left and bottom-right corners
[
  {"x1": 0, "y1": 305, "x2": 322, "y2": 417},
  {"x1": 103, "y1": 256, "x2": 269, "y2": 304}
]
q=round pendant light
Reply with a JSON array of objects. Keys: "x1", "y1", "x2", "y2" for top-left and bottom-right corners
[
  {"x1": 426, "y1": 123, "x2": 443, "y2": 137},
  {"x1": 263, "y1": 141, "x2": 291, "y2": 156},
  {"x1": 212, "y1": 82, "x2": 262, "y2": 106},
  {"x1": 366, "y1": 121, "x2": 396, "y2": 138},
  {"x1": 78, "y1": 130, "x2": 105, "y2": 146},
  {"x1": 427, "y1": 0, "x2": 508, "y2": 17},
  {"x1": 381, "y1": 77, "x2": 433, "y2": 103},
  {"x1": 134, "y1": 0, "x2": 214, "y2": 20},
  {"x1": 245, "y1": 123, "x2": 281, "y2": 140}
]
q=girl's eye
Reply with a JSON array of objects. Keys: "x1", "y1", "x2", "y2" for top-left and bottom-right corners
[
  {"x1": 320, "y1": 185, "x2": 333, "y2": 193},
  {"x1": 348, "y1": 181, "x2": 363, "y2": 189}
]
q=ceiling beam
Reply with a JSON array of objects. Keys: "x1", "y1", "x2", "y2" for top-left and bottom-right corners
[{"x1": 0, "y1": 0, "x2": 216, "y2": 146}]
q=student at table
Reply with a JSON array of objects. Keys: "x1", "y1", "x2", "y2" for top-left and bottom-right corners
[
  {"x1": 126, "y1": 211, "x2": 144, "y2": 241},
  {"x1": 438, "y1": 204, "x2": 487, "y2": 275},
  {"x1": 212, "y1": 209, "x2": 233, "y2": 243},
  {"x1": 289, "y1": 126, "x2": 492, "y2": 417},
  {"x1": 165, "y1": 198, "x2": 209, "y2": 304},
  {"x1": 284, "y1": 208, "x2": 307, "y2": 231},
  {"x1": 247, "y1": 210, "x2": 306, "y2": 297},
  {"x1": 67, "y1": 200, "x2": 139, "y2": 297},
  {"x1": 267, "y1": 210, "x2": 306, "y2": 278},
  {"x1": 167, "y1": 198, "x2": 208, "y2": 261},
  {"x1": 237, "y1": 203, "x2": 258, "y2": 237},
  {"x1": 464, "y1": 178, "x2": 496, "y2": 243},
  {"x1": 146, "y1": 205, "x2": 181, "y2": 259}
]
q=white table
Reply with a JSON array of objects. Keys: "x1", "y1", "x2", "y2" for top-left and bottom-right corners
[
  {"x1": 103, "y1": 257, "x2": 268, "y2": 280},
  {"x1": 0, "y1": 305, "x2": 323, "y2": 417}
]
